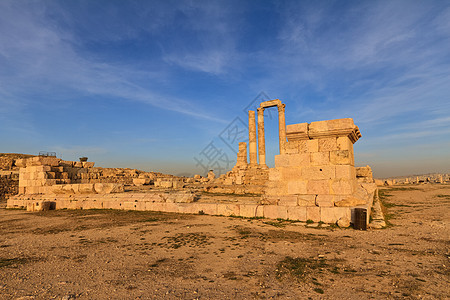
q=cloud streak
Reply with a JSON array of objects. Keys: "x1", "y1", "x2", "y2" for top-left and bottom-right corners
[{"x1": 0, "y1": 1, "x2": 227, "y2": 124}]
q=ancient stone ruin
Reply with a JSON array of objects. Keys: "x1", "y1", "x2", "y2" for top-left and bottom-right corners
[{"x1": 7, "y1": 99, "x2": 382, "y2": 227}]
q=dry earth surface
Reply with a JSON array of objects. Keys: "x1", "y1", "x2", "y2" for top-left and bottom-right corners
[{"x1": 0, "y1": 185, "x2": 449, "y2": 299}]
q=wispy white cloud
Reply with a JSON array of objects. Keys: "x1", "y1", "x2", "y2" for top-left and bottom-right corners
[{"x1": 0, "y1": 1, "x2": 227, "y2": 124}]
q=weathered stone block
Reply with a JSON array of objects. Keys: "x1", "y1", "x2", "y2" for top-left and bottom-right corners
[
  {"x1": 307, "y1": 180, "x2": 330, "y2": 194},
  {"x1": 287, "y1": 206, "x2": 307, "y2": 221},
  {"x1": 310, "y1": 152, "x2": 330, "y2": 166},
  {"x1": 268, "y1": 168, "x2": 281, "y2": 181},
  {"x1": 321, "y1": 207, "x2": 351, "y2": 223},
  {"x1": 274, "y1": 155, "x2": 289, "y2": 167},
  {"x1": 287, "y1": 180, "x2": 307, "y2": 194},
  {"x1": 337, "y1": 136, "x2": 352, "y2": 151},
  {"x1": 133, "y1": 178, "x2": 150, "y2": 186},
  {"x1": 302, "y1": 166, "x2": 335, "y2": 180},
  {"x1": 335, "y1": 165, "x2": 356, "y2": 180},
  {"x1": 334, "y1": 196, "x2": 366, "y2": 207},
  {"x1": 289, "y1": 153, "x2": 311, "y2": 166},
  {"x1": 239, "y1": 204, "x2": 258, "y2": 218},
  {"x1": 82, "y1": 162, "x2": 95, "y2": 168},
  {"x1": 297, "y1": 195, "x2": 316, "y2": 206},
  {"x1": 286, "y1": 123, "x2": 309, "y2": 141},
  {"x1": 330, "y1": 150, "x2": 353, "y2": 165},
  {"x1": 281, "y1": 167, "x2": 302, "y2": 181},
  {"x1": 172, "y1": 180, "x2": 184, "y2": 189},
  {"x1": 315, "y1": 195, "x2": 334, "y2": 207},
  {"x1": 356, "y1": 165, "x2": 373, "y2": 178},
  {"x1": 285, "y1": 141, "x2": 300, "y2": 154},
  {"x1": 331, "y1": 179, "x2": 355, "y2": 195},
  {"x1": 318, "y1": 138, "x2": 338, "y2": 152},
  {"x1": 78, "y1": 184, "x2": 95, "y2": 194},
  {"x1": 306, "y1": 207, "x2": 320, "y2": 222},
  {"x1": 217, "y1": 204, "x2": 240, "y2": 216},
  {"x1": 263, "y1": 205, "x2": 287, "y2": 219},
  {"x1": 195, "y1": 203, "x2": 217, "y2": 215},
  {"x1": 278, "y1": 195, "x2": 298, "y2": 206}
]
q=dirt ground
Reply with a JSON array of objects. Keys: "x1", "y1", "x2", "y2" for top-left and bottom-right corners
[{"x1": 0, "y1": 184, "x2": 449, "y2": 299}]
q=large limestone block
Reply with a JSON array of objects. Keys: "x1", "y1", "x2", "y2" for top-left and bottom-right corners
[
  {"x1": 315, "y1": 195, "x2": 335, "y2": 207},
  {"x1": 309, "y1": 118, "x2": 354, "y2": 136},
  {"x1": 356, "y1": 165, "x2": 373, "y2": 178},
  {"x1": 285, "y1": 141, "x2": 300, "y2": 154},
  {"x1": 297, "y1": 195, "x2": 316, "y2": 206},
  {"x1": 302, "y1": 166, "x2": 335, "y2": 180},
  {"x1": 289, "y1": 153, "x2": 311, "y2": 166},
  {"x1": 194, "y1": 203, "x2": 218, "y2": 215},
  {"x1": 306, "y1": 207, "x2": 321, "y2": 222},
  {"x1": 335, "y1": 165, "x2": 356, "y2": 180},
  {"x1": 161, "y1": 203, "x2": 179, "y2": 213},
  {"x1": 133, "y1": 201, "x2": 146, "y2": 211},
  {"x1": 239, "y1": 204, "x2": 258, "y2": 218},
  {"x1": 331, "y1": 179, "x2": 356, "y2": 195},
  {"x1": 334, "y1": 196, "x2": 366, "y2": 207},
  {"x1": 27, "y1": 186, "x2": 40, "y2": 194},
  {"x1": 286, "y1": 123, "x2": 309, "y2": 141},
  {"x1": 177, "y1": 203, "x2": 203, "y2": 214},
  {"x1": 78, "y1": 184, "x2": 95, "y2": 194},
  {"x1": 15, "y1": 159, "x2": 27, "y2": 168},
  {"x1": 145, "y1": 202, "x2": 164, "y2": 212},
  {"x1": 337, "y1": 137, "x2": 353, "y2": 151},
  {"x1": 263, "y1": 205, "x2": 288, "y2": 220},
  {"x1": 320, "y1": 207, "x2": 351, "y2": 223},
  {"x1": 278, "y1": 195, "x2": 298, "y2": 206},
  {"x1": 268, "y1": 168, "x2": 281, "y2": 181},
  {"x1": 310, "y1": 152, "x2": 330, "y2": 166},
  {"x1": 217, "y1": 204, "x2": 240, "y2": 216},
  {"x1": 82, "y1": 162, "x2": 95, "y2": 168},
  {"x1": 93, "y1": 183, "x2": 123, "y2": 194},
  {"x1": 27, "y1": 201, "x2": 56, "y2": 212},
  {"x1": 274, "y1": 155, "x2": 289, "y2": 167},
  {"x1": 166, "y1": 192, "x2": 195, "y2": 203},
  {"x1": 318, "y1": 138, "x2": 338, "y2": 152},
  {"x1": 287, "y1": 206, "x2": 307, "y2": 221},
  {"x1": 330, "y1": 150, "x2": 353, "y2": 165},
  {"x1": 60, "y1": 160, "x2": 74, "y2": 167},
  {"x1": 133, "y1": 178, "x2": 150, "y2": 186},
  {"x1": 122, "y1": 201, "x2": 137, "y2": 210},
  {"x1": 281, "y1": 167, "x2": 302, "y2": 181},
  {"x1": 172, "y1": 180, "x2": 184, "y2": 189},
  {"x1": 307, "y1": 180, "x2": 330, "y2": 194},
  {"x1": 308, "y1": 120, "x2": 329, "y2": 134},
  {"x1": 160, "y1": 181, "x2": 173, "y2": 188},
  {"x1": 287, "y1": 180, "x2": 308, "y2": 194},
  {"x1": 28, "y1": 156, "x2": 61, "y2": 167},
  {"x1": 275, "y1": 153, "x2": 310, "y2": 168}
]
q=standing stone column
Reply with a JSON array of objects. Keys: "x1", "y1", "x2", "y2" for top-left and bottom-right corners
[
  {"x1": 236, "y1": 142, "x2": 248, "y2": 166},
  {"x1": 257, "y1": 107, "x2": 266, "y2": 166},
  {"x1": 248, "y1": 111, "x2": 258, "y2": 165},
  {"x1": 278, "y1": 103, "x2": 287, "y2": 154}
]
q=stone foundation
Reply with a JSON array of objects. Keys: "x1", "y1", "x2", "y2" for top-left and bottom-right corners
[{"x1": 7, "y1": 192, "x2": 359, "y2": 223}]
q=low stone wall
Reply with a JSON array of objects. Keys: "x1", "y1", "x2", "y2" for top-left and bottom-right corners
[{"x1": 7, "y1": 191, "x2": 373, "y2": 224}]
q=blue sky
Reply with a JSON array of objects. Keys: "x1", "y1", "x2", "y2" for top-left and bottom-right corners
[{"x1": 1, "y1": 0, "x2": 449, "y2": 178}]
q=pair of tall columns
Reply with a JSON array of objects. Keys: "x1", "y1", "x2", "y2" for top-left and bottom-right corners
[{"x1": 248, "y1": 103, "x2": 286, "y2": 166}]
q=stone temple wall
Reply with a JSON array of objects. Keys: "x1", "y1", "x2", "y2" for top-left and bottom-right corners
[
  {"x1": 265, "y1": 118, "x2": 364, "y2": 205},
  {"x1": 14, "y1": 156, "x2": 163, "y2": 195}
]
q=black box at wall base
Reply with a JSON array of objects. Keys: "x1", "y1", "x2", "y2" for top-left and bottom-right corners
[{"x1": 354, "y1": 208, "x2": 367, "y2": 230}]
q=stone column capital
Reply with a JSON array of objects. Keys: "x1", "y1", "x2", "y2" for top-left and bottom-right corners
[
  {"x1": 257, "y1": 107, "x2": 265, "y2": 114},
  {"x1": 277, "y1": 103, "x2": 286, "y2": 112}
]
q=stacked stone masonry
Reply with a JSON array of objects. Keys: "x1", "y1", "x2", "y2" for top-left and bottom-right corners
[{"x1": 7, "y1": 99, "x2": 380, "y2": 226}]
